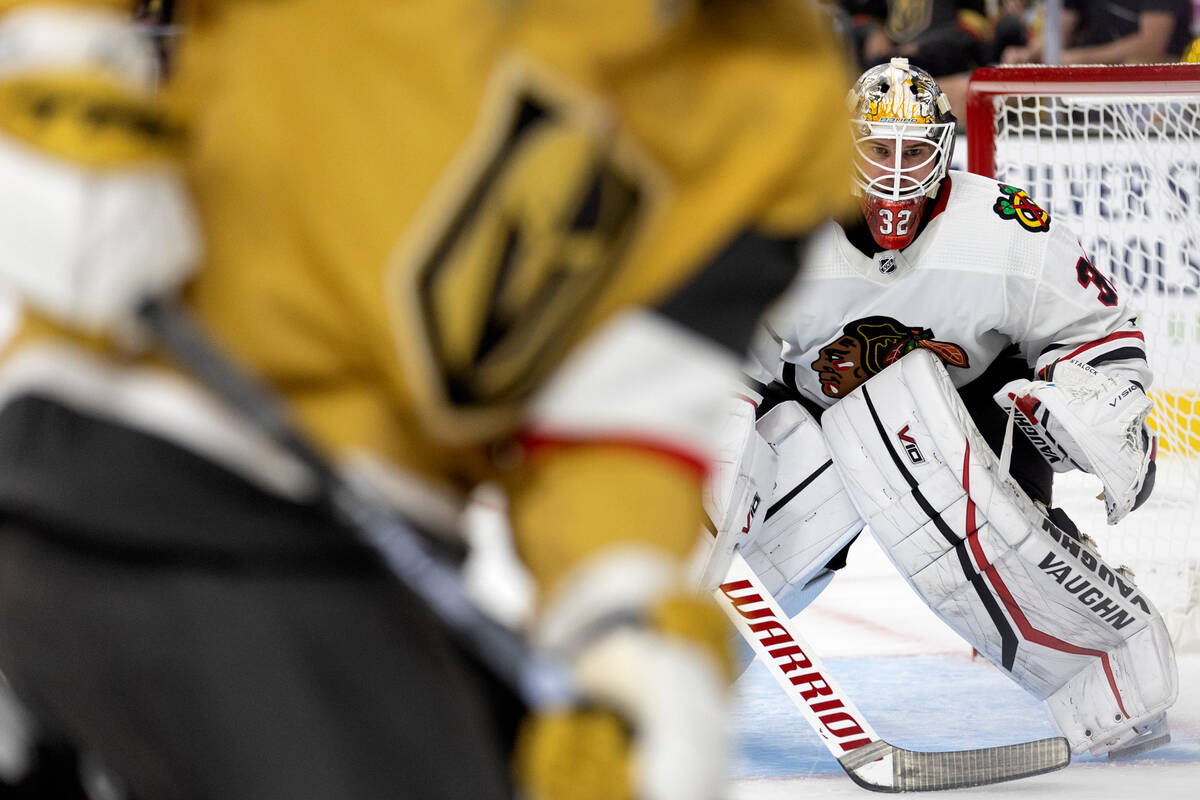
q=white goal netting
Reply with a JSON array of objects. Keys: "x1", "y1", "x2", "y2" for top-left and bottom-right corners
[{"x1": 967, "y1": 65, "x2": 1200, "y2": 651}]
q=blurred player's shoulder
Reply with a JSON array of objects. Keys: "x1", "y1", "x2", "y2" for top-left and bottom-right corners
[
  {"x1": 515, "y1": 0, "x2": 857, "y2": 234},
  {"x1": 159, "y1": 0, "x2": 856, "y2": 445},
  {"x1": 514, "y1": 0, "x2": 858, "y2": 331},
  {"x1": 512, "y1": 0, "x2": 838, "y2": 59}
]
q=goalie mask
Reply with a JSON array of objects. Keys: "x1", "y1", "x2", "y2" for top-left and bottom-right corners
[{"x1": 848, "y1": 58, "x2": 956, "y2": 250}]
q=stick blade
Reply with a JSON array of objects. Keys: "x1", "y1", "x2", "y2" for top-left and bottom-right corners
[{"x1": 838, "y1": 736, "x2": 1070, "y2": 792}]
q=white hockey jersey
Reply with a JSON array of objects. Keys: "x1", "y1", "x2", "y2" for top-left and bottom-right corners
[{"x1": 747, "y1": 171, "x2": 1152, "y2": 408}]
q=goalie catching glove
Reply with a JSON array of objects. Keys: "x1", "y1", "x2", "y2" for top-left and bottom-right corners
[
  {"x1": 515, "y1": 548, "x2": 730, "y2": 800},
  {"x1": 0, "y1": 5, "x2": 200, "y2": 339},
  {"x1": 994, "y1": 357, "x2": 1156, "y2": 524}
]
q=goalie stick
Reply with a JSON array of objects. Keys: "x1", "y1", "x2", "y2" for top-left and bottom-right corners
[
  {"x1": 137, "y1": 299, "x2": 573, "y2": 711},
  {"x1": 713, "y1": 550, "x2": 1071, "y2": 792},
  {"x1": 140, "y1": 298, "x2": 1068, "y2": 791}
]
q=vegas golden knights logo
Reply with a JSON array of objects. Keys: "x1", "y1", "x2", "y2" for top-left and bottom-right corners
[
  {"x1": 401, "y1": 81, "x2": 647, "y2": 418},
  {"x1": 885, "y1": 0, "x2": 934, "y2": 44}
]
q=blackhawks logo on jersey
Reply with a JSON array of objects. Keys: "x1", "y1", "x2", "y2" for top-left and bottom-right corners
[
  {"x1": 993, "y1": 184, "x2": 1050, "y2": 232},
  {"x1": 811, "y1": 316, "x2": 969, "y2": 399}
]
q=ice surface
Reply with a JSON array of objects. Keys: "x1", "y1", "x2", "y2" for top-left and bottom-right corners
[{"x1": 730, "y1": 533, "x2": 1200, "y2": 798}]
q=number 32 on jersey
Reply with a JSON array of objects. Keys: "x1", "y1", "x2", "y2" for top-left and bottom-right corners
[{"x1": 875, "y1": 207, "x2": 912, "y2": 237}]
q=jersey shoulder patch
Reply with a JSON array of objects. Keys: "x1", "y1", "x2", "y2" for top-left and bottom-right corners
[{"x1": 992, "y1": 183, "x2": 1051, "y2": 232}]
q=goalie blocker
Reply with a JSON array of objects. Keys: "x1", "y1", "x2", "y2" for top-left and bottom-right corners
[{"x1": 821, "y1": 349, "x2": 1178, "y2": 757}]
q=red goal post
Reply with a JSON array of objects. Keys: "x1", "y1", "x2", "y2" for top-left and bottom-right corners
[{"x1": 964, "y1": 64, "x2": 1200, "y2": 650}]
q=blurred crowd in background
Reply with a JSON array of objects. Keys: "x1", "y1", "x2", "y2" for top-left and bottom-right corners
[
  {"x1": 131, "y1": 1, "x2": 1200, "y2": 127},
  {"x1": 829, "y1": 0, "x2": 1200, "y2": 126}
]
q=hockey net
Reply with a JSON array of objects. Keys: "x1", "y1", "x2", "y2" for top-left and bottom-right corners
[{"x1": 967, "y1": 64, "x2": 1200, "y2": 652}]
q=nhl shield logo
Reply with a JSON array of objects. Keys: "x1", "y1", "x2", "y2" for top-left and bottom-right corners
[{"x1": 877, "y1": 256, "x2": 897, "y2": 274}]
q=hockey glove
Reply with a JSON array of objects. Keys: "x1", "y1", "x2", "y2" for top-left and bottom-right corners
[
  {"x1": 0, "y1": 5, "x2": 200, "y2": 339},
  {"x1": 515, "y1": 552, "x2": 730, "y2": 800},
  {"x1": 995, "y1": 358, "x2": 1156, "y2": 523}
]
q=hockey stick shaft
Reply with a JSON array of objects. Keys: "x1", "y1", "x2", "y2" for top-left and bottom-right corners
[
  {"x1": 714, "y1": 551, "x2": 881, "y2": 756},
  {"x1": 713, "y1": 550, "x2": 1070, "y2": 791},
  {"x1": 138, "y1": 299, "x2": 573, "y2": 710}
]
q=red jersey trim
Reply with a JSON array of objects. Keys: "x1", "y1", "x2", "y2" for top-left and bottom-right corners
[
  {"x1": 1039, "y1": 330, "x2": 1146, "y2": 377},
  {"x1": 516, "y1": 431, "x2": 709, "y2": 478},
  {"x1": 734, "y1": 392, "x2": 759, "y2": 410},
  {"x1": 961, "y1": 444, "x2": 1129, "y2": 717}
]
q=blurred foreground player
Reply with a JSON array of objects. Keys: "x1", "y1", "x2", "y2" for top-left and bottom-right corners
[{"x1": 0, "y1": 1, "x2": 854, "y2": 798}]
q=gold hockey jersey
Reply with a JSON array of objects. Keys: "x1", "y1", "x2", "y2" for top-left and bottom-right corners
[{"x1": 0, "y1": 0, "x2": 854, "y2": 593}]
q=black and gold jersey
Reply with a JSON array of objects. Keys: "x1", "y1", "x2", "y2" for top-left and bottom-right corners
[{"x1": 0, "y1": 0, "x2": 855, "y2": 593}]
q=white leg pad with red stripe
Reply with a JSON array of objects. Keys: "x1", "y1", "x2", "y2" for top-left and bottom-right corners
[{"x1": 820, "y1": 349, "x2": 1178, "y2": 756}]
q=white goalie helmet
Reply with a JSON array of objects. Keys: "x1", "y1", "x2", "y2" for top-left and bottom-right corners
[{"x1": 848, "y1": 58, "x2": 956, "y2": 249}]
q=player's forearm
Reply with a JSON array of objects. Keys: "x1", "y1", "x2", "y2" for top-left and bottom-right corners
[
  {"x1": 1063, "y1": 38, "x2": 1144, "y2": 64},
  {"x1": 1063, "y1": 14, "x2": 1179, "y2": 64},
  {"x1": 507, "y1": 442, "x2": 704, "y2": 598}
]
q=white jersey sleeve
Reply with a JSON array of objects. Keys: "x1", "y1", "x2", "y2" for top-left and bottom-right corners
[
  {"x1": 1008, "y1": 218, "x2": 1150, "y2": 390},
  {"x1": 750, "y1": 174, "x2": 1154, "y2": 413}
]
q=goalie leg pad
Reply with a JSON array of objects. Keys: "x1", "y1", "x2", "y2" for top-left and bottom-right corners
[
  {"x1": 738, "y1": 400, "x2": 865, "y2": 603},
  {"x1": 821, "y1": 350, "x2": 1178, "y2": 756},
  {"x1": 700, "y1": 396, "x2": 778, "y2": 589}
]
